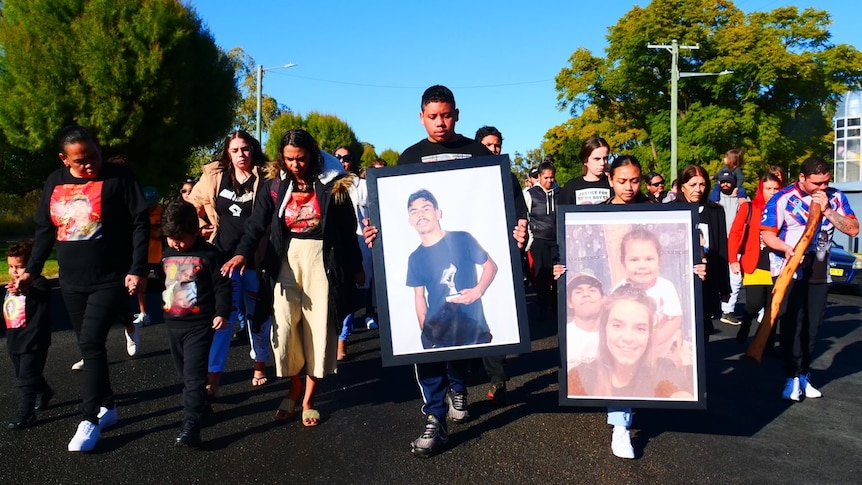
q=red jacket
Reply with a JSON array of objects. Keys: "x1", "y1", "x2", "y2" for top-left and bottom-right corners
[{"x1": 727, "y1": 200, "x2": 763, "y2": 273}]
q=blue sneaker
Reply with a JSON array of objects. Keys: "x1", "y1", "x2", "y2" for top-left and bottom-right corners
[
  {"x1": 799, "y1": 373, "x2": 822, "y2": 399},
  {"x1": 782, "y1": 377, "x2": 800, "y2": 401},
  {"x1": 98, "y1": 406, "x2": 118, "y2": 429},
  {"x1": 365, "y1": 316, "x2": 378, "y2": 330}
]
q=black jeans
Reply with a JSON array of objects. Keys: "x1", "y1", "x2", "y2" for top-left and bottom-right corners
[
  {"x1": 10, "y1": 349, "x2": 49, "y2": 418},
  {"x1": 167, "y1": 323, "x2": 214, "y2": 426},
  {"x1": 529, "y1": 238, "x2": 558, "y2": 309},
  {"x1": 743, "y1": 284, "x2": 776, "y2": 348},
  {"x1": 482, "y1": 355, "x2": 507, "y2": 387},
  {"x1": 777, "y1": 280, "x2": 829, "y2": 378},
  {"x1": 62, "y1": 286, "x2": 124, "y2": 424}
]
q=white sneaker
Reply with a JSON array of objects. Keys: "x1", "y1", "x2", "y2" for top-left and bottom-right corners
[
  {"x1": 800, "y1": 374, "x2": 822, "y2": 399},
  {"x1": 97, "y1": 406, "x2": 118, "y2": 429},
  {"x1": 782, "y1": 377, "x2": 801, "y2": 401},
  {"x1": 125, "y1": 325, "x2": 141, "y2": 356},
  {"x1": 611, "y1": 426, "x2": 635, "y2": 459},
  {"x1": 133, "y1": 312, "x2": 151, "y2": 326},
  {"x1": 68, "y1": 420, "x2": 101, "y2": 452},
  {"x1": 71, "y1": 359, "x2": 84, "y2": 371}
]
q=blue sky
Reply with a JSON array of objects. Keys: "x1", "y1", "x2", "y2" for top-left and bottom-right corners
[{"x1": 186, "y1": 0, "x2": 860, "y2": 157}]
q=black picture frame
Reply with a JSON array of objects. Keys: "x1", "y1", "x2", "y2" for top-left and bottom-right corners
[
  {"x1": 366, "y1": 155, "x2": 530, "y2": 367},
  {"x1": 556, "y1": 204, "x2": 706, "y2": 409}
]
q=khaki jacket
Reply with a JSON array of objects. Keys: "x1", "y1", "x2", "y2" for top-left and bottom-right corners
[{"x1": 189, "y1": 161, "x2": 264, "y2": 245}]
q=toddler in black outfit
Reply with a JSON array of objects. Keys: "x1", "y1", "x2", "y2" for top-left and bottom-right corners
[
  {"x1": 160, "y1": 200, "x2": 231, "y2": 447},
  {"x1": 4, "y1": 240, "x2": 53, "y2": 429}
]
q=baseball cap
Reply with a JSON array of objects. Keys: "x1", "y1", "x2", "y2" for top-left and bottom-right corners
[
  {"x1": 529, "y1": 167, "x2": 539, "y2": 179},
  {"x1": 567, "y1": 271, "x2": 603, "y2": 293},
  {"x1": 716, "y1": 167, "x2": 736, "y2": 184}
]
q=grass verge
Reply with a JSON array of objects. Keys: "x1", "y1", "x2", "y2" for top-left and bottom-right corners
[{"x1": 0, "y1": 242, "x2": 59, "y2": 285}]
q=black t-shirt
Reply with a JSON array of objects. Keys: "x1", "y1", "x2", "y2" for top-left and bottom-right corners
[
  {"x1": 559, "y1": 176, "x2": 613, "y2": 205},
  {"x1": 214, "y1": 174, "x2": 255, "y2": 256},
  {"x1": 29, "y1": 163, "x2": 149, "y2": 290},
  {"x1": 162, "y1": 238, "x2": 232, "y2": 328},
  {"x1": 398, "y1": 135, "x2": 491, "y2": 164},
  {"x1": 406, "y1": 231, "x2": 491, "y2": 347},
  {"x1": 398, "y1": 136, "x2": 527, "y2": 220}
]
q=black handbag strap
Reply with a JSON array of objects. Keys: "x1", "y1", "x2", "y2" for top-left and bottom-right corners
[{"x1": 738, "y1": 202, "x2": 753, "y2": 255}]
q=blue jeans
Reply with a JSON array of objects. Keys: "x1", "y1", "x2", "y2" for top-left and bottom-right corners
[
  {"x1": 607, "y1": 407, "x2": 632, "y2": 428},
  {"x1": 209, "y1": 269, "x2": 271, "y2": 372}
]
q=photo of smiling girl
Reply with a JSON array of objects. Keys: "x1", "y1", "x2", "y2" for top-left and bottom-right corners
[{"x1": 567, "y1": 285, "x2": 692, "y2": 400}]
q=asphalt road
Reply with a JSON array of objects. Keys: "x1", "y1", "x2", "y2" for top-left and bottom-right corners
[{"x1": 1, "y1": 283, "x2": 860, "y2": 484}]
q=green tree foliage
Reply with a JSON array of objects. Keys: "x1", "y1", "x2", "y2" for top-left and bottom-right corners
[
  {"x1": 360, "y1": 142, "x2": 378, "y2": 167},
  {"x1": 0, "y1": 130, "x2": 56, "y2": 195},
  {"x1": 511, "y1": 149, "x2": 549, "y2": 187},
  {"x1": 0, "y1": 0, "x2": 238, "y2": 191},
  {"x1": 228, "y1": 47, "x2": 287, "y2": 135},
  {"x1": 378, "y1": 148, "x2": 400, "y2": 167},
  {"x1": 265, "y1": 111, "x2": 363, "y2": 161},
  {"x1": 550, "y1": 0, "x2": 862, "y2": 191},
  {"x1": 182, "y1": 47, "x2": 287, "y2": 184}
]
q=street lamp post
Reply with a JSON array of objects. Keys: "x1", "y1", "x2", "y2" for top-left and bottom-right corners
[
  {"x1": 648, "y1": 39, "x2": 699, "y2": 180},
  {"x1": 649, "y1": 40, "x2": 733, "y2": 179},
  {"x1": 256, "y1": 63, "x2": 296, "y2": 142}
]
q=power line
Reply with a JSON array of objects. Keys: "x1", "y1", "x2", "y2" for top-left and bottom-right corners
[{"x1": 268, "y1": 71, "x2": 553, "y2": 90}]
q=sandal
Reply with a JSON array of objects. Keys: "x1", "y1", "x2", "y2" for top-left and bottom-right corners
[
  {"x1": 302, "y1": 409, "x2": 321, "y2": 427},
  {"x1": 252, "y1": 373, "x2": 268, "y2": 387},
  {"x1": 274, "y1": 386, "x2": 304, "y2": 421},
  {"x1": 205, "y1": 384, "x2": 219, "y2": 402}
]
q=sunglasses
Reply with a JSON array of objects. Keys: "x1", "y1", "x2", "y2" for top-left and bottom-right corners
[
  {"x1": 335, "y1": 154, "x2": 354, "y2": 162},
  {"x1": 181, "y1": 189, "x2": 192, "y2": 194},
  {"x1": 650, "y1": 181, "x2": 665, "y2": 187}
]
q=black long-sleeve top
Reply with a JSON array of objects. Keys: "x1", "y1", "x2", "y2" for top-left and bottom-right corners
[
  {"x1": 4, "y1": 276, "x2": 52, "y2": 354},
  {"x1": 27, "y1": 163, "x2": 149, "y2": 291},
  {"x1": 161, "y1": 238, "x2": 232, "y2": 328}
]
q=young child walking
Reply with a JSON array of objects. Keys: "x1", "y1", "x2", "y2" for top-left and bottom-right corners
[
  {"x1": 160, "y1": 200, "x2": 231, "y2": 447},
  {"x1": 4, "y1": 240, "x2": 53, "y2": 429}
]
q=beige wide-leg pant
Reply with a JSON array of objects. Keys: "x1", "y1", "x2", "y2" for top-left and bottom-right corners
[{"x1": 271, "y1": 238, "x2": 336, "y2": 378}]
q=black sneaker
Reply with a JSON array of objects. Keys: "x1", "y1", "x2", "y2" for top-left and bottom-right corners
[
  {"x1": 411, "y1": 415, "x2": 448, "y2": 457},
  {"x1": 720, "y1": 313, "x2": 742, "y2": 326},
  {"x1": 175, "y1": 422, "x2": 201, "y2": 448},
  {"x1": 7, "y1": 413, "x2": 36, "y2": 430},
  {"x1": 445, "y1": 389, "x2": 470, "y2": 423},
  {"x1": 34, "y1": 387, "x2": 55, "y2": 411}
]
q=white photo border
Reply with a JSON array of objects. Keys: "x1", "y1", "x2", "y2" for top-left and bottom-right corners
[
  {"x1": 556, "y1": 204, "x2": 707, "y2": 410},
  {"x1": 367, "y1": 155, "x2": 530, "y2": 367}
]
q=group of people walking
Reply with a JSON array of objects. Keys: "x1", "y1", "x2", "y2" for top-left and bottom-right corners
[{"x1": 3, "y1": 84, "x2": 857, "y2": 461}]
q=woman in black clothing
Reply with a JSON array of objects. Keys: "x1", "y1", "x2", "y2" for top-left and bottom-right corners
[
  {"x1": 13, "y1": 125, "x2": 149, "y2": 452},
  {"x1": 675, "y1": 164, "x2": 731, "y2": 337}
]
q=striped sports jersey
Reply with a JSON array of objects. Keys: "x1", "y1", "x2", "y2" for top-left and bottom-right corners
[{"x1": 761, "y1": 182, "x2": 856, "y2": 282}]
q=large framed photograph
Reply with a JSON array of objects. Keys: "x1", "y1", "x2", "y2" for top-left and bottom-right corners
[
  {"x1": 366, "y1": 155, "x2": 530, "y2": 367},
  {"x1": 557, "y1": 204, "x2": 706, "y2": 409}
]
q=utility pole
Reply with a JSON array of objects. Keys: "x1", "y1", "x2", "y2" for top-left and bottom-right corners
[
  {"x1": 648, "y1": 39, "x2": 699, "y2": 180},
  {"x1": 256, "y1": 63, "x2": 296, "y2": 142}
]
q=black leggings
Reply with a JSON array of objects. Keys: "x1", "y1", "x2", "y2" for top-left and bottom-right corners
[{"x1": 62, "y1": 286, "x2": 125, "y2": 424}]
